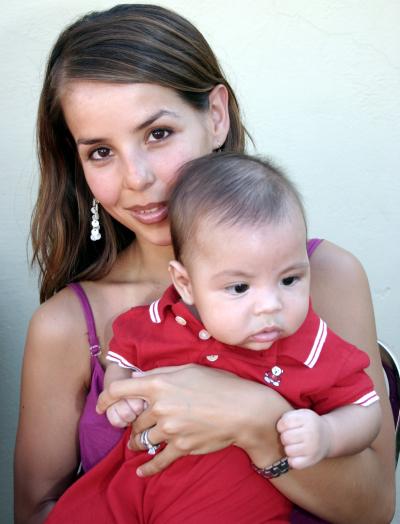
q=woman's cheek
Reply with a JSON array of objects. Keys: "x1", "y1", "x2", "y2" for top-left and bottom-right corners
[
  {"x1": 84, "y1": 171, "x2": 121, "y2": 207},
  {"x1": 154, "y1": 150, "x2": 188, "y2": 186},
  {"x1": 158, "y1": 140, "x2": 211, "y2": 185}
]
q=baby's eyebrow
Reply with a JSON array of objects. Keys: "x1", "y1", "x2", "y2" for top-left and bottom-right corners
[
  {"x1": 281, "y1": 262, "x2": 309, "y2": 273},
  {"x1": 211, "y1": 270, "x2": 253, "y2": 280}
]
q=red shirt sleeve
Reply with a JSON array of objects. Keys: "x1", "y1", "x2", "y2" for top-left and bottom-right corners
[
  {"x1": 107, "y1": 308, "x2": 143, "y2": 371},
  {"x1": 310, "y1": 340, "x2": 379, "y2": 415}
]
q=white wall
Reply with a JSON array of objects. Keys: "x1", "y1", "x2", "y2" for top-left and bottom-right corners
[{"x1": 1, "y1": 1, "x2": 399, "y2": 522}]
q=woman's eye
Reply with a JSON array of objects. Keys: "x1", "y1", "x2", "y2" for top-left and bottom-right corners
[
  {"x1": 281, "y1": 276, "x2": 298, "y2": 287},
  {"x1": 89, "y1": 147, "x2": 112, "y2": 161},
  {"x1": 226, "y1": 283, "x2": 249, "y2": 295},
  {"x1": 148, "y1": 128, "x2": 171, "y2": 142}
]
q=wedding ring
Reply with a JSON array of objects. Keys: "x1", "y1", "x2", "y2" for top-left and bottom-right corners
[{"x1": 140, "y1": 428, "x2": 160, "y2": 455}]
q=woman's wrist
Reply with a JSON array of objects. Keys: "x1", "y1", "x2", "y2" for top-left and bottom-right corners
[
  {"x1": 232, "y1": 381, "x2": 290, "y2": 467},
  {"x1": 252, "y1": 457, "x2": 290, "y2": 479}
]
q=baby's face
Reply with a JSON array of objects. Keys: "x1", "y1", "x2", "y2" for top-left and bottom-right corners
[{"x1": 184, "y1": 213, "x2": 310, "y2": 350}]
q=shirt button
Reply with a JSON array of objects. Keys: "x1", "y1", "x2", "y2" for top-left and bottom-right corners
[
  {"x1": 198, "y1": 329, "x2": 211, "y2": 340},
  {"x1": 175, "y1": 316, "x2": 187, "y2": 326},
  {"x1": 206, "y1": 355, "x2": 219, "y2": 362}
]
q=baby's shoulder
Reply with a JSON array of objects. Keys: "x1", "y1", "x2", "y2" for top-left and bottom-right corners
[{"x1": 112, "y1": 302, "x2": 152, "y2": 329}]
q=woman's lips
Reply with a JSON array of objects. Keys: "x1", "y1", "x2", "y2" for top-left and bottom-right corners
[{"x1": 128, "y1": 202, "x2": 168, "y2": 225}]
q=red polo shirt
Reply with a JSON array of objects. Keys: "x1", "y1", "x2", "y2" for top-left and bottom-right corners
[
  {"x1": 46, "y1": 286, "x2": 377, "y2": 524},
  {"x1": 109, "y1": 285, "x2": 378, "y2": 415}
]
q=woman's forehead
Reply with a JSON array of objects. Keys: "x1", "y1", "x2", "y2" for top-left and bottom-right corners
[{"x1": 60, "y1": 81, "x2": 197, "y2": 135}]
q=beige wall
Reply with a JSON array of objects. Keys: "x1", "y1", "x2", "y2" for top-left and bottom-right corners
[{"x1": 1, "y1": 1, "x2": 399, "y2": 522}]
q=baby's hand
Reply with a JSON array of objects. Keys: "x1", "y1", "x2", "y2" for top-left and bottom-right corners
[
  {"x1": 276, "y1": 409, "x2": 331, "y2": 469},
  {"x1": 106, "y1": 398, "x2": 146, "y2": 428}
]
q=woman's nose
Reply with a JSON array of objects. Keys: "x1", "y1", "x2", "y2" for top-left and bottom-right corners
[{"x1": 122, "y1": 155, "x2": 155, "y2": 191}]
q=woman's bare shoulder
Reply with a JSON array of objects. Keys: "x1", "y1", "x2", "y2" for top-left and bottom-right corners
[
  {"x1": 26, "y1": 286, "x2": 91, "y2": 368},
  {"x1": 309, "y1": 240, "x2": 377, "y2": 350},
  {"x1": 29, "y1": 286, "x2": 83, "y2": 334},
  {"x1": 309, "y1": 239, "x2": 367, "y2": 283}
]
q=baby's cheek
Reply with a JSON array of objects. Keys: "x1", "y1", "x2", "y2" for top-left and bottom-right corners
[{"x1": 209, "y1": 318, "x2": 240, "y2": 346}]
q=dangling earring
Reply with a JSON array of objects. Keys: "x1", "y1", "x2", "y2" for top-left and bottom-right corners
[
  {"x1": 214, "y1": 141, "x2": 223, "y2": 153},
  {"x1": 90, "y1": 198, "x2": 101, "y2": 241}
]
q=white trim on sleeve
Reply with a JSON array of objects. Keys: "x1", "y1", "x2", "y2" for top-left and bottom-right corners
[
  {"x1": 353, "y1": 390, "x2": 380, "y2": 407},
  {"x1": 304, "y1": 319, "x2": 327, "y2": 368},
  {"x1": 107, "y1": 350, "x2": 143, "y2": 373}
]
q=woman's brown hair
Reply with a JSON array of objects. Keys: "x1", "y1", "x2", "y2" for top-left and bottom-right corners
[{"x1": 32, "y1": 3, "x2": 247, "y2": 302}]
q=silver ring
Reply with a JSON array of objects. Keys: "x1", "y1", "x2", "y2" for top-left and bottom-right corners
[{"x1": 140, "y1": 429, "x2": 160, "y2": 455}]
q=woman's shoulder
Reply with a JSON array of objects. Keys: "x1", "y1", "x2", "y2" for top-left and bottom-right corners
[
  {"x1": 26, "y1": 285, "x2": 92, "y2": 368},
  {"x1": 30, "y1": 285, "x2": 83, "y2": 333},
  {"x1": 309, "y1": 239, "x2": 368, "y2": 284},
  {"x1": 309, "y1": 240, "x2": 376, "y2": 347}
]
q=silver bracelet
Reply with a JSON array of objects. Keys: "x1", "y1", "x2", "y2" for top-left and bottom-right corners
[{"x1": 252, "y1": 457, "x2": 290, "y2": 479}]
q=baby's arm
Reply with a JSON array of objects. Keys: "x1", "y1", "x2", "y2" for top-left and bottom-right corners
[
  {"x1": 104, "y1": 363, "x2": 146, "y2": 428},
  {"x1": 277, "y1": 402, "x2": 382, "y2": 469}
]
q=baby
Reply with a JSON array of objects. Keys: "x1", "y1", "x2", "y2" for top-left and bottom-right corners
[
  {"x1": 47, "y1": 153, "x2": 381, "y2": 523},
  {"x1": 106, "y1": 152, "x2": 381, "y2": 471}
]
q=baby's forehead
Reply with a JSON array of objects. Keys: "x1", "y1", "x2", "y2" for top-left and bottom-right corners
[
  {"x1": 183, "y1": 212, "x2": 307, "y2": 265},
  {"x1": 193, "y1": 208, "x2": 305, "y2": 242}
]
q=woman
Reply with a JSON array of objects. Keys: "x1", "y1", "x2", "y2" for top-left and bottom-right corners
[{"x1": 14, "y1": 4, "x2": 395, "y2": 524}]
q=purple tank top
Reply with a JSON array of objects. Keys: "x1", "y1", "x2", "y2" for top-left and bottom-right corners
[
  {"x1": 69, "y1": 283, "x2": 124, "y2": 473},
  {"x1": 70, "y1": 239, "x2": 326, "y2": 522}
]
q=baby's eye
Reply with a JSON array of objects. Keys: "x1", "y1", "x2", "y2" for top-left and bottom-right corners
[
  {"x1": 226, "y1": 283, "x2": 249, "y2": 295},
  {"x1": 281, "y1": 276, "x2": 298, "y2": 287},
  {"x1": 148, "y1": 128, "x2": 172, "y2": 142},
  {"x1": 89, "y1": 147, "x2": 112, "y2": 161}
]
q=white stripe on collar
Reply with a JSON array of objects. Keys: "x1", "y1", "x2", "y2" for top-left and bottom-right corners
[{"x1": 149, "y1": 299, "x2": 161, "y2": 323}]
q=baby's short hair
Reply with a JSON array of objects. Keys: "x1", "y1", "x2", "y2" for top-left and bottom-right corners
[{"x1": 169, "y1": 152, "x2": 306, "y2": 262}]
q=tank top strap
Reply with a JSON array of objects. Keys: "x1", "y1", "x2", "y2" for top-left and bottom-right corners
[
  {"x1": 307, "y1": 238, "x2": 323, "y2": 258},
  {"x1": 68, "y1": 282, "x2": 101, "y2": 357}
]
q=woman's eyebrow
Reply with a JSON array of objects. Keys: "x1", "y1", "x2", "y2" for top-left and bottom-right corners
[
  {"x1": 135, "y1": 109, "x2": 180, "y2": 131},
  {"x1": 76, "y1": 109, "x2": 180, "y2": 145}
]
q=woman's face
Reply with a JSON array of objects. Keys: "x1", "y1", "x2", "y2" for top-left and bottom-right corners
[{"x1": 61, "y1": 81, "x2": 228, "y2": 246}]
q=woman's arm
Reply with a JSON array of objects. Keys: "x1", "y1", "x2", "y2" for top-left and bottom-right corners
[
  {"x1": 97, "y1": 241, "x2": 395, "y2": 524},
  {"x1": 14, "y1": 291, "x2": 90, "y2": 524},
  {"x1": 284, "y1": 240, "x2": 395, "y2": 522}
]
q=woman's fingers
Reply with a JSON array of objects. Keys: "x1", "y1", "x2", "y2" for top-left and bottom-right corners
[
  {"x1": 96, "y1": 376, "x2": 154, "y2": 413},
  {"x1": 96, "y1": 365, "x2": 193, "y2": 413},
  {"x1": 136, "y1": 446, "x2": 184, "y2": 477},
  {"x1": 131, "y1": 425, "x2": 163, "y2": 451},
  {"x1": 98, "y1": 363, "x2": 291, "y2": 476}
]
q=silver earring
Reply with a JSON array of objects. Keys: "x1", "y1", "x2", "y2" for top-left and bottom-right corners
[
  {"x1": 214, "y1": 141, "x2": 223, "y2": 153},
  {"x1": 90, "y1": 198, "x2": 101, "y2": 241}
]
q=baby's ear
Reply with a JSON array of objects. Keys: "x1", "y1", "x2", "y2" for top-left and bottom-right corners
[{"x1": 168, "y1": 260, "x2": 195, "y2": 305}]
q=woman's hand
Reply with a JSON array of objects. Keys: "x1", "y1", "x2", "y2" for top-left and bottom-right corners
[{"x1": 96, "y1": 364, "x2": 289, "y2": 476}]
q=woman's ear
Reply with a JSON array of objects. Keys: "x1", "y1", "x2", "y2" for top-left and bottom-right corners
[
  {"x1": 168, "y1": 260, "x2": 195, "y2": 305},
  {"x1": 208, "y1": 84, "x2": 230, "y2": 150}
]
